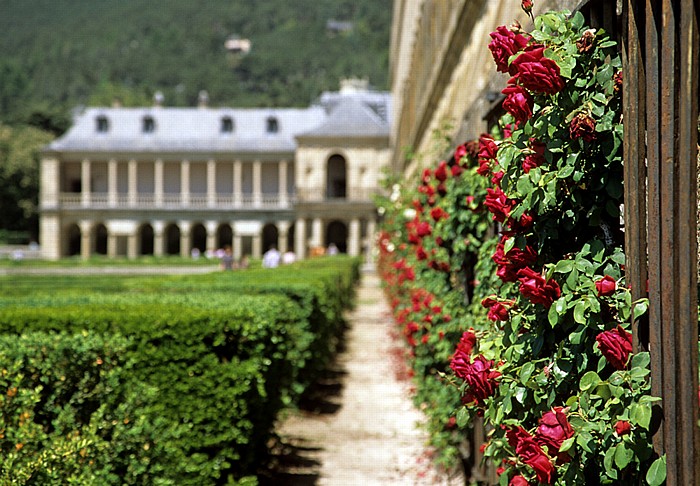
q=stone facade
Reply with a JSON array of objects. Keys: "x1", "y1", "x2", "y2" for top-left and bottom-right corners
[{"x1": 40, "y1": 82, "x2": 391, "y2": 261}]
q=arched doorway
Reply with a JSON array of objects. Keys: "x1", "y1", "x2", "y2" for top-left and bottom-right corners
[
  {"x1": 66, "y1": 224, "x2": 81, "y2": 256},
  {"x1": 191, "y1": 223, "x2": 207, "y2": 253},
  {"x1": 140, "y1": 224, "x2": 154, "y2": 255},
  {"x1": 326, "y1": 220, "x2": 347, "y2": 253},
  {"x1": 217, "y1": 224, "x2": 232, "y2": 249},
  {"x1": 326, "y1": 154, "x2": 347, "y2": 199},
  {"x1": 94, "y1": 223, "x2": 108, "y2": 255},
  {"x1": 165, "y1": 223, "x2": 180, "y2": 255},
  {"x1": 287, "y1": 223, "x2": 295, "y2": 253},
  {"x1": 262, "y1": 223, "x2": 278, "y2": 252}
]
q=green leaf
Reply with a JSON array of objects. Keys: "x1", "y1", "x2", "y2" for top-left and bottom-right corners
[
  {"x1": 631, "y1": 403, "x2": 652, "y2": 430},
  {"x1": 456, "y1": 406, "x2": 469, "y2": 427},
  {"x1": 504, "y1": 236, "x2": 515, "y2": 255},
  {"x1": 576, "y1": 431, "x2": 594, "y2": 452},
  {"x1": 633, "y1": 300, "x2": 649, "y2": 320},
  {"x1": 559, "y1": 436, "x2": 576, "y2": 453},
  {"x1": 555, "y1": 259, "x2": 574, "y2": 273},
  {"x1": 614, "y1": 443, "x2": 634, "y2": 469},
  {"x1": 646, "y1": 456, "x2": 666, "y2": 486},
  {"x1": 580, "y1": 370, "x2": 601, "y2": 391},
  {"x1": 573, "y1": 300, "x2": 587, "y2": 324},
  {"x1": 548, "y1": 304, "x2": 559, "y2": 327}
]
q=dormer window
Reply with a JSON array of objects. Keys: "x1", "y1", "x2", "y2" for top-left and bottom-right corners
[
  {"x1": 96, "y1": 115, "x2": 109, "y2": 133},
  {"x1": 142, "y1": 115, "x2": 155, "y2": 133},
  {"x1": 266, "y1": 116, "x2": 279, "y2": 133},
  {"x1": 221, "y1": 116, "x2": 234, "y2": 133}
]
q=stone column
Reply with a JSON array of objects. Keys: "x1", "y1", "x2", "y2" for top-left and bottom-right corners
[
  {"x1": 233, "y1": 230, "x2": 242, "y2": 261},
  {"x1": 39, "y1": 214, "x2": 61, "y2": 260},
  {"x1": 294, "y1": 218, "x2": 307, "y2": 260},
  {"x1": 311, "y1": 218, "x2": 323, "y2": 249},
  {"x1": 154, "y1": 159, "x2": 164, "y2": 207},
  {"x1": 279, "y1": 160, "x2": 288, "y2": 206},
  {"x1": 277, "y1": 220, "x2": 290, "y2": 254},
  {"x1": 233, "y1": 160, "x2": 242, "y2": 206},
  {"x1": 127, "y1": 233, "x2": 138, "y2": 259},
  {"x1": 107, "y1": 230, "x2": 118, "y2": 258},
  {"x1": 79, "y1": 220, "x2": 93, "y2": 260},
  {"x1": 108, "y1": 159, "x2": 118, "y2": 207},
  {"x1": 181, "y1": 160, "x2": 190, "y2": 206},
  {"x1": 205, "y1": 220, "x2": 218, "y2": 253},
  {"x1": 348, "y1": 218, "x2": 361, "y2": 257},
  {"x1": 207, "y1": 159, "x2": 216, "y2": 208},
  {"x1": 81, "y1": 158, "x2": 91, "y2": 207},
  {"x1": 128, "y1": 159, "x2": 137, "y2": 207},
  {"x1": 252, "y1": 233, "x2": 262, "y2": 259},
  {"x1": 179, "y1": 220, "x2": 191, "y2": 258},
  {"x1": 153, "y1": 220, "x2": 165, "y2": 257},
  {"x1": 252, "y1": 160, "x2": 262, "y2": 207},
  {"x1": 365, "y1": 218, "x2": 376, "y2": 263}
]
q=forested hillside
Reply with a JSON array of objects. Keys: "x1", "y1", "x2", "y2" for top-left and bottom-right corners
[{"x1": 0, "y1": 0, "x2": 391, "y2": 126}]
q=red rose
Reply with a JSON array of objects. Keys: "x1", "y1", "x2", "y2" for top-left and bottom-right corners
[
  {"x1": 510, "y1": 475, "x2": 530, "y2": 486},
  {"x1": 536, "y1": 407, "x2": 574, "y2": 463},
  {"x1": 595, "y1": 275, "x2": 617, "y2": 296},
  {"x1": 522, "y1": 140, "x2": 546, "y2": 173},
  {"x1": 502, "y1": 84, "x2": 534, "y2": 126},
  {"x1": 454, "y1": 143, "x2": 467, "y2": 163},
  {"x1": 482, "y1": 296, "x2": 512, "y2": 321},
  {"x1": 510, "y1": 47, "x2": 565, "y2": 95},
  {"x1": 489, "y1": 25, "x2": 530, "y2": 73},
  {"x1": 596, "y1": 326, "x2": 633, "y2": 370},
  {"x1": 451, "y1": 164, "x2": 464, "y2": 177},
  {"x1": 416, "y1": 246, "x2": 428, "y2": 260},
  {"x1": 570, "y1": 112, "x2": 597, "y2": 142},
  {"x1": 485, "y1": 187, "x2": 516, "y2": 223},
  {"x1": 430, "y1": 206, "x2": 447, "y2": 222},
  {"x1": 435, "y1": 160, "x2": 449, "y2": 182},
  {"x1": 492, "y1": 237, "x2": 538, "y2": 282},
  {"x1": 453, "y1": 354, "x2": 501, "y2": 406},
  {"x1": 416, "y1": 221, "x2": 431, "y2": 237},
  {"x1": 507, "y1": 426, "x2": 555, "y2": 484},
  {"x1": 614, "y1": 420, "x2": 631, "y2": 436},
  {"x1": 517, "y1": 267, "x2": 561, "y2": 308},
  {"x1": 521, "y1": 0, "x2": 534, "y2": 14},
  {"x1": 421, "y1": 168, "x2": 432, "y2": 184},
  {"x1": 506, "y1": 211, "x2": 535, "y2": 235},
  {"x1": 478, "y1": 134, "x2": 499, "y2": 176},
  {"x1": 455, "y1": 329, "x2": 476, "y2": 356}
]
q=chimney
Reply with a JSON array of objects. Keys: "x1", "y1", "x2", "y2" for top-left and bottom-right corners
[
  {"x1": 153, "y1": 91, "x2": 164, "y2": 108},
  {"x1": 198, "y1": 90, "x2": 209, "y2": 108}
]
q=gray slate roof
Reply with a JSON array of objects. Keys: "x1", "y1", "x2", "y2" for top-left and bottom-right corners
[{"x1": 47, "y1": 90, "x2": 391, "y2": 155}]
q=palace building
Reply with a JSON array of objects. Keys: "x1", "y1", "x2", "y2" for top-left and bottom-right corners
[{"x1": 39, "y1": 80, "x2": 390, "y2": 261}]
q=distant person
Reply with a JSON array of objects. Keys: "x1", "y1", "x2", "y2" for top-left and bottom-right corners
[
  {"x1": 220, "y1": 246, "x2": 234, "y2": 271},
  {"x1": 282, "y1": 250, "x2": 296, "y2": 265},
  {"x1": 190, "y1": 247, "x2": 201, "y2": 260},
  {"x1": 327, "y1": 243, "x2": 339, "y2": 255},
  {"x1": 238, "y1": 255, "x2": 249, "y2": 269},
  {"x1": 262, "y1": 245, "x2": 281, "y2": 268}
]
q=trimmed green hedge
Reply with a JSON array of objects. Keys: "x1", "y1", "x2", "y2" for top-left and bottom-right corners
[{"x1": 0, "y1": 256, "x2": 360, "y2": 484}]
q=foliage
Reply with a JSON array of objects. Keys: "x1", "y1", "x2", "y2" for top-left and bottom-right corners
[
  {"x1": 0, "y1": 257, "x2": 359, "y2": 484},
  {"x1": 376, "y1": 10, "x2": 683, "y2": 485}
]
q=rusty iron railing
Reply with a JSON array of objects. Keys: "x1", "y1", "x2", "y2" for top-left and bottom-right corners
[{"x1": 623, "y1": 1, "x2": 700, "y2": 484}]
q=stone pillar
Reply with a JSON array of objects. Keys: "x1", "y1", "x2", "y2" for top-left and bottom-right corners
[
  {"x1": 181, "y1": 160, "x2": 190, "y2": 207},
  {"x1": 252, "y1": 233, "x2": 262, "y2": 259},
  {"x1": 252, "y1": 160, "x2": 262, "y2": 207},
  {"x1": 365, "y1": 218, "x2": 376, "y2": 263},
  {"x1": 233, "y1": 231, "x2": 242, "y2": 261},
  {"x1": 107, "y1": 230, "x2": 118, "y2": 258},
  {"x1": 81, "y1": 158, "x2": 91, "y2": 207},
  {"x1": 279, "y1": 160, "x2": 288, "y2": 206},
  {"x1": 207, "y1": 159, "x2": 216, "y2": 208},
  {"x1": 205, "y1": 220, "x2": 218, "y2": 253},
  {"x1": 79, "y1": 220, "x2": 92, "y2": 260},
  {"x1": 154, "y1": 159, "x2": 164, "y2": 207},
  {"x1": 311, "y1": 218, "x2": 323, "y2": 248},
  {"x1": 39, "y1": 214, "x2": 61, "y2": 260},
  {"x1": 277, "y1": 220, "x2": 290, "y2": 254},
  {"x1": 348, "y1": 218, "x2": 361, "y2": 257},
  {"x1": 295, "y1": 218, "x2": 307, "y2": 260},
  {"x1": 179, "y1": 220, "x2": 191, "y2": 258},
  {"x1": 233, "y1": 160, "x2": 242, "y2": 206},
  {"x1": 153, "y1": 220, "x2": 165, "y2": 257},
  {"x1": 108, "y1": 159, "x2": 118, "y2": 207},
  {"x1": 127, "y1": 233, "x2": 138, "y2": 259},
  {"x1": 128, "y1": 159, "x2": 137, "y2": 207}
]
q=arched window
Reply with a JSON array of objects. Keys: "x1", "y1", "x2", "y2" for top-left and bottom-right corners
[
  {"x1": 142, "y1": 116, "x2": 155, "y2": 133},
  {"x1": 96, "y1": 115, "x2": 109, "y2": 133},
  {"x1": 221, "y1": 116, "x2": 234, "y2": 133},
  {"x1": 326, "y1": 154, "x2": 347, "y2": 198},
  {"x1": 266, "y1": 116, "x2": 279, "y2": 133}
]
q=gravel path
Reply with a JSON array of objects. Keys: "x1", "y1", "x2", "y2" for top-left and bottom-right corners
[{"x1": 265, "y1": 269, "x2": 463, "y2": 485}]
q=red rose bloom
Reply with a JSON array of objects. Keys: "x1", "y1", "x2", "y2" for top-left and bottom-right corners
[
  {"x1": 452, "y1": 354, "x2": 501, "y2": 406},
  {"x1": 521, "y1": 0, "x2": 534, "y2": 14},
  {"x1": 454, "y1": 143, "x2": 468, "y2": 163},
  {"x1": 492, "y1": 237, "x2": 538, "y2": 282},
  {"x1": 502, "y1": 84, "x2": 534, "y2": 126},
  {"x1": 416, "y1": 246, "x2": 428, "y2": 261},
  {"x1": 596, "y1": 326, "x2": 633, "y2": 370},
  {"x1": 435, "y1": 161, "x2": 449, "y2": 182},
  {"x1": 416, "y1": 221, "x2": 432, "y2": 237},
  {"x1": 507, "y1": 426, "x2": 555, "y2": 485},
  {"x1": 455, "y1": 329, "x2": 476, "y2": 356},
  {"x1": 482, "y1": 296, "x2": 512, "y2": 322},
  {"x1": 614, "y1": 420, "x2": 631, "y2": 436},
  {"x1": 595, "y1": 275, "x2": 617, "y2": 296},
  {"x1": 570, "y1": 112, "x2": 597, "y2": 142},
  {"x1": 522, "y1": 140, "x2": 546, "y2": 173},
  {"x1": 536, "y1": 407, "x2": 574, "y2": 463},
  {"x1": 485, "y1": 187, "x2": 516, "y2": 223},
  {"x1": 510, "y1": 476, "x2": 530, "y2": 486},
  {"x1": 430, "y1": 206, "x2": 448, "y2": 222},
  {"x1": 478, "y1": 134, "x2": 499, "y2": 176},
  {"x1": 451, "y1": 164, "x2": 464, "y2": 177},
  {"x1": 510, "y1": 47, "x2": 565, "y2": 95},
  {"x1": 517, "y1": 267, "x2": 561, "y2": 308},
  {"x1": 489, "y1": 25, "x2": 530, "y2": 73}
]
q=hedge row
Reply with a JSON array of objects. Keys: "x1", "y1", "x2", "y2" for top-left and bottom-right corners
[{"x1": 0, "y1": 256, "x2": 360, "y2": 485}]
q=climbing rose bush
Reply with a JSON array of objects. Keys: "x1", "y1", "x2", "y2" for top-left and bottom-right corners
[{"x1": 377, "y1": 9, "x2": 672, "y2": 486}]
